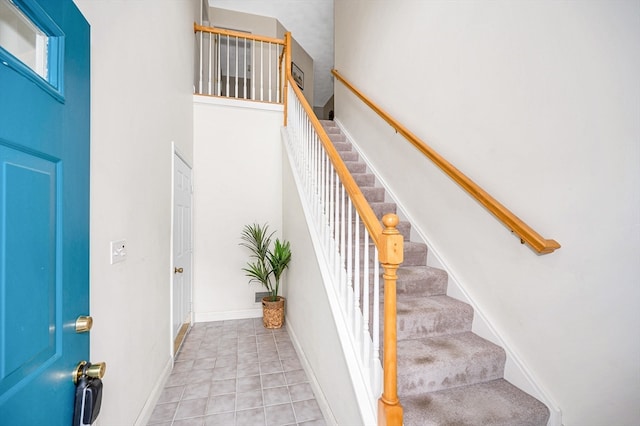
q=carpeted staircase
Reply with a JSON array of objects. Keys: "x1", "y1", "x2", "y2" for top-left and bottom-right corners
[{"x1": 320, "y1": 120, "x2": 550, "y2": 426}]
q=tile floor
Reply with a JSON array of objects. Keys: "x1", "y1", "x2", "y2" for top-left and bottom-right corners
[{"x1": 147, "y1": 318, "x2": 327, "y2": 426}]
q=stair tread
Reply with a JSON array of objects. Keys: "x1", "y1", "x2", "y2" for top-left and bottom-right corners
[
  {"x1": 402, "y1": 379, "x2": 550, "y2": 426},
  {"x1": 397, "y1": 331, "x2": 505, "y2": 394}
]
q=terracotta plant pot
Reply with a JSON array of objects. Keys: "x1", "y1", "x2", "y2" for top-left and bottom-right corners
[{"x1": 262, "y1": 296, "x2": 285, "y2": 329}]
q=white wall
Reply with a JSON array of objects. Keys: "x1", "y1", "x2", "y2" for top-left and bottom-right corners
[
  {"x1": 193, "y1": 97, "x2": 283, "y2": 321},
  {"x1": 279, "y1": 20, "x2": 315, "y2": 108},
  {"x1": 209, "y1": 0, "x2": 333, "y2": 108},
  {"x1": 335, "y1": 1, "x2": 640, "y2": 425},
  {"x1": 209, "y1": 7, "x2": 315, "y2": 107},
  {"x1": 73, "y1": 1, "x2": 197, "y2": 424},
  {"x1": 210, "y1": 6, "x2": 277, "y2": 37}
]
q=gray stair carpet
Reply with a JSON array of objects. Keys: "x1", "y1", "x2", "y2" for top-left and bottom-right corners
[{"x1": 319, "y1": 120, "x2": 550, "y2": 426}]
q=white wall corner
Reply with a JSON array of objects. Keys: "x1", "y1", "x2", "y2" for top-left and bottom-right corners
[
  {"x1": 133, "y1": 357, "x2": 173, "y2": 426},
  {"x1": 285, "y1": 321, "x2": 338, "y2": 426}
]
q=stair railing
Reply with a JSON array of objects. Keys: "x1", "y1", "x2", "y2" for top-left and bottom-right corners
[
  {"x1": 284, "y1": 70, "x2": 403, "y2": 424},
  {"x1": 332, "y1": 69, "x2": 561, "y2": 255},
  {"x1": 194, "y1": 23, "x2": 286, "y2": 103}
]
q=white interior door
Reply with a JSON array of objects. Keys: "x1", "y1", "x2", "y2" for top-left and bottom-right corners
[{"x1": 172, "y1": 152, "x2": 193, "y2": 353}]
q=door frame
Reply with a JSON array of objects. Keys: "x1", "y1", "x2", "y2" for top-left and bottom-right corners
[{"x1": 170, "y1": 142, "x2": 193, "y2": 357}]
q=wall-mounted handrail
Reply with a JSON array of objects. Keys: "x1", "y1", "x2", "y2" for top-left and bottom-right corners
[{"x1": 332, "y1": 69, "x2": 561, "y2": 255}]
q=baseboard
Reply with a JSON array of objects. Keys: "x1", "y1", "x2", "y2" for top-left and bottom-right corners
[
  {"x1": 285, "y1": 320, "x2": 338, "y2": 426},
  {"x1": 335, "y1": 118, "x2": 563, "y2": 426},
  {"x1": 133, "y1": 356, "x2": 173, "y2": 426},
  {"x1": 194, "y1": 308, "x2": 262, "y2": 323}
]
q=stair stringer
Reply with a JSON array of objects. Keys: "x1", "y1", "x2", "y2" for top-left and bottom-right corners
[{"x1": 334, "y1": 118, "x2": 563, "y2": 426}]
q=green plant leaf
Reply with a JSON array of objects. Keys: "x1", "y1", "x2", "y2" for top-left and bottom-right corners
[{"x1": 240, "y1": 223, "x2": 291, "y2": 299}]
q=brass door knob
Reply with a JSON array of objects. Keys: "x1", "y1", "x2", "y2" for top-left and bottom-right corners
[
  {"x1": 174, "y1": 267, "x2": 184, "y2": 274},
  {"x1": 86, "y1": 362, "x2": 106, "y2": 379},
  {"x1": 75, "y1": 315, "x2": 93, "y2": 333},
  {"x1": 73, "y1": 361, "x2": 107, "y2": 384}
]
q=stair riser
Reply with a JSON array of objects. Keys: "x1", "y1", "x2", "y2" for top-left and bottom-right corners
[
  {"x1": 399, "y1": 359, "x2": 504, "y2": 395},
  {"x1": 396, "y1": 301, "x2": 473, "y2": 339},
  {"x1": 332, "y1": 141, "x2": 351, "y2": 151},
  {"x1": 396, "y1": 221, "x2": 411, "y2": 241},
  {"x1": 339, "y1": 151, "x2": 359, "y2": 162},
  {"x1": 329, "y1": 134, "x2": 347, "y2": 142},
  {"x1": 346, "y1": 162, "x2": 367, "y2": 174},
  {"x1": 395, "y1": 269, "x2": 447, "y2": 297},
  {"x1": 353, "y1": 173, "x2": 375, "y2": 187},
  {"x1": 371, "y1": 202, "x2": 397, "y2": 218},
  {"x1": 402, "y1": 380, "x2": 550, "y2": 426},
  {"x1": 397, "y1": 334, "x2": 506, "y2": 395},
  {"x1": 358, "y1": 268, "x2": 444, "y2": 291},
  {"x1": 402, "y1": 245, "x2": 427, "y2": 266},
  {"x1": 360, "y1": 187, "x2": 385, "y2": 202}
]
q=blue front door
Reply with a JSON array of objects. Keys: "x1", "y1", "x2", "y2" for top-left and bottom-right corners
[{"x1": 0, "y1": 0, "x2": 90, "y2": 424}]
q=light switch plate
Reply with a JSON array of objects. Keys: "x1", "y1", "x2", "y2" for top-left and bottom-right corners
[{"x1": 110, "y1": 240, "x2": 127, "y2": 264}]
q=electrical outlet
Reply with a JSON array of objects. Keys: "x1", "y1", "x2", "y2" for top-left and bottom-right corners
[{"x1": 110, "y1": 240, "x2": 127, "y2": 264}]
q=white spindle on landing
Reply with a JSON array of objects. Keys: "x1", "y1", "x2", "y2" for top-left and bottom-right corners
[{"x1": 195, "y1": 25, "x2": 286, "y2": 103}]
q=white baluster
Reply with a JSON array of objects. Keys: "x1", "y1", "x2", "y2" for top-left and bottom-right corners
[
  {"x1": 234, "y1": 36, "x2": 238, "y2": 98},
  {"x1": 372, "y1": 249, "x2": 380, "y2": 391},
  {"x1": 251, "y1": 40, "x2": 255, "y2": 100},
  {"x1": 260, "y1": 41, "x2": 264, "y2": 101},
  {"x1": 198, "y1": 30, "x2": 203, "y2": 94},
  {"x1": 268, "y1": 42, "x2": 272, "y2": 102},
  {"x1": 340, "y1": 185, "x2": 347, "y2": 311},
  {"x1": 243, "y1": 37, "x2": 247, "y2": 99},
  {"x1": 347, "y1": 198, "x2": 354, "y2": 334},
  {"x1": 354, "y1": 214, "x2": 361, "y2": 342},
  {"x1": 363, "y1": 231, "x2": 370, "y2": 365}
]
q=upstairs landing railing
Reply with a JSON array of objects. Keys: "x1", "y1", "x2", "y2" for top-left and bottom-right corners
[
  {"x1": 284, "y1": 62, "x2": 403, "y2": 425},
  {"x1": 194, "y1": 24, "x2": 287, "y2": 104},
  {"x1": 332, "y1": 69, "x2": 561, "y2": 255}
]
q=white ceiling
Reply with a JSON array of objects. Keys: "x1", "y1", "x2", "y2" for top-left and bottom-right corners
[{"x1": 208, "y1": 0, "x2": 334, "y2": 108}]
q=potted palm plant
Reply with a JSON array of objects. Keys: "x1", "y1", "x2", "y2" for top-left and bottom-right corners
[{"x1": 240, "y1": 223, "x2": 292, "y2": 328}]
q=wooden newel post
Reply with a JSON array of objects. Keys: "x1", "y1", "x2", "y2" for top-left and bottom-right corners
[
  {"x1": 283, "y1": 32, "x2": 292, "y2": 127},
  {"x1": 378, "y1": 214, "x2": 404, "y2": 426}
]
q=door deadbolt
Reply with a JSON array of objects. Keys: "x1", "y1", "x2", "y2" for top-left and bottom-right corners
[
  {"x1": 75, "y1": 316, "x2": 93, "y2": 333},
  {"x1": 73, "y1": 361, "x2": 107, "y2": 384}
]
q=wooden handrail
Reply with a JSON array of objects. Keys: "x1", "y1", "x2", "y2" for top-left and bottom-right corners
[
  {"x1": 287, "y1": 71, "x2": 403, "y2": 426},
  {"x1": 332, "y1": 69, "x2": 561, "y2": 255},
  {"x1": 286, "y1": 73, "x2": 383, "y2": 243},
  {"x1": 194, "y1": 23, "x2": 285, "y2": 46}
]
